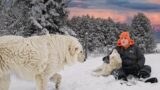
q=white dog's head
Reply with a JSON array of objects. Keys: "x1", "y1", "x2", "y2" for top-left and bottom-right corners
[
  {"x1": 109, "y1": 49, "x2": 122, "y2": 63},
  {"x1": 68, "y1": 37, "x2": 86, "y2": 63}
]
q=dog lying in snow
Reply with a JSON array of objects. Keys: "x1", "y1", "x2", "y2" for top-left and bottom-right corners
[{"x1": 93, "y1": 49, "x2": 122, "y2": 76}]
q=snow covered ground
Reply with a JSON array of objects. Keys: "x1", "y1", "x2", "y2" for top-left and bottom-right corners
[
  {"x1": 10, "y1": 44, "x2": 160, "y2": 90},
  {"x1": 156, "y1": 43, "x2": 160, "y2": 50}
]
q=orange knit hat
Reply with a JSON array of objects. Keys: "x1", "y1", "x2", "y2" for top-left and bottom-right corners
[{"x1": 117, "y1": 32, "x2": 134, "y2": 46}]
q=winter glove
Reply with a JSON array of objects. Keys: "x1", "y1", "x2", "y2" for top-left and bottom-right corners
[{"x1": 145, "y1": 77, "x2": 158, "y2": 83}]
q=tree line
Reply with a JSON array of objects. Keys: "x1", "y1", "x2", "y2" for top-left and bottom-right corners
[{"x1": 0, "y1": 0, "x2": 156, "y2": 53}]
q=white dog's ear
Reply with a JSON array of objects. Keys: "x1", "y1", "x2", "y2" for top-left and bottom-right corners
[
  {"x1": 69, "y1": 43, "x2": 79, "y2": 56},
  {"x1": 112, "y1": 49, "x2": 117, "y2": 53}
]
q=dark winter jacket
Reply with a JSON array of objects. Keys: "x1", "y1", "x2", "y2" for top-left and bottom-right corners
[{"x1": 103, "y1": 45, "x2": 145, "y2": 71}]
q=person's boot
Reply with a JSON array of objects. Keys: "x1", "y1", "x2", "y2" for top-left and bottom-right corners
[{"x1": 145, "y1": 77, "x2": 158, "y2": 83}]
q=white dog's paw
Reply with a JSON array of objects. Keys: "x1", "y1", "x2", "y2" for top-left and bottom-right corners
[
  {"x1": 91, "y1": 71, "x2": 102, "y2": 77},
  {"x1": 93, "y1": 68, "x2": 102, "y2": 72}
]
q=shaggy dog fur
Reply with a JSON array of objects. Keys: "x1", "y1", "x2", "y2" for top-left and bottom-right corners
[
  {"x1": 0, "y1": 34, "x2": 85, "y2": 90},
  {"x1": 93, "y1": 49, "x2": 122, "y2": 76}
]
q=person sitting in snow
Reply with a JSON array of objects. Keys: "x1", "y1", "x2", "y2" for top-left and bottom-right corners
[{"x1": 103, "y1": 32, "x2": 157, "y2": 83}]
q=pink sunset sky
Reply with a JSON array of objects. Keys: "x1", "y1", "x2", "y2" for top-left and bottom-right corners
[{"x1": 68, "y1": 0, "x2": 160, "y2": 26}]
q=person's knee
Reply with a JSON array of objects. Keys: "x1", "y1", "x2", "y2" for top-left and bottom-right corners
[{"x1": 138, "y1": 65, "x2": 151, "y2": 78}]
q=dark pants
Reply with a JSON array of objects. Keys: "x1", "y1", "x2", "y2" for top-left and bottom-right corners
[{"x1": 112, "y1": 65, "x2": 151, "y2": 80}]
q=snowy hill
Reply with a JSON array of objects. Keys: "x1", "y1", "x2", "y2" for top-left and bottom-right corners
[{"x1": 10, "y1": 52, "x2": 160, "y2": 90}]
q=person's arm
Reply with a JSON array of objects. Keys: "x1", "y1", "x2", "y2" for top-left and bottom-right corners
[
  {"x1": 136, "y1": 46, "x2": 145, "y2": 69},
  {"x1": 125, "y1": 46, "x2": 145, "y2": 70}
]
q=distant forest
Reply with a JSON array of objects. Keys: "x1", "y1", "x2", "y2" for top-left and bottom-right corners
[{"x1": 0, "y1": 0, "x2": 157, "y2": 53}]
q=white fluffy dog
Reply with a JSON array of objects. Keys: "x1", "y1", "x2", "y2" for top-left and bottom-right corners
[
  {"x1": 0, "y1": 34, "x2": 86, "y2": 90},
  {"x1": 93, "y1": 49, "x2": 122, "y2": 76}
]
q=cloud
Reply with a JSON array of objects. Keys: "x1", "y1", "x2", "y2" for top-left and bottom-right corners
[
  {"x1": 145, "y1": 0, "x2": 160, "y2": 4},
  {"x1": 68, "y1": 0, "x2": 160, "y2": 25},
  {"x1": 68, "y1": 0, "x2": 107, "y2": 9},
  {"x1": 145, "y1": 12, "x2": 160, "y2": 25},
  {"x1": 106, "y1": 0, "x2": 160, "y2": 11},
  {"x1": 68, "y1": 8, "x2": 132, "y2": 23},
  {"x1": 69, "y1": 0, "x2": 160, "y2": 11},
  {"x1": 68, "y1": 2, "x2": 88, "y2": 8},
  {"x1": 68, "y1": 8, "x2": 160, "y2": 25}
]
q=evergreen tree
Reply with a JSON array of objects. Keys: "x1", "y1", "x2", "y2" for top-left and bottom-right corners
[
  {"x1": 68, "y1": 15, "x2": 120, "y2": 53},
  {"x1": 0, "y1": 0, "x2": 69, "y2": 36},
  {"x1": 131, "y1": 13, "x2": 156, "y2": 53}
]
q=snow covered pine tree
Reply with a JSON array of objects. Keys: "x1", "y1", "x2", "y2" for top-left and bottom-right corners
[{"x1": 0, "y1": 0, "x2": 70, "y2": 36}]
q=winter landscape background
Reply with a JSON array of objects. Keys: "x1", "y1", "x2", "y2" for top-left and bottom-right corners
[
  {"x1": 0, "y1": 0, "x2": 160, "y2": 54},
  {"x1": 0, "y1": 0, "x2": 160, "y2": 90}
]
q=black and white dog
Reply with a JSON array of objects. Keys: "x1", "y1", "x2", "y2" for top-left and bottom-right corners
[{"x1": 93, "y1": 49, "x2": 122, "y2": 76}]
